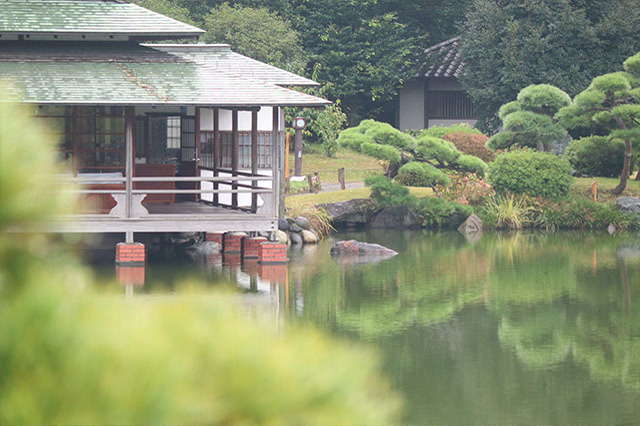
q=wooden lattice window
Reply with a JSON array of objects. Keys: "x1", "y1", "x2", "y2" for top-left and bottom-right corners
[{"x1": 426, "y1": 91, "x2": 476, "y2": 119}]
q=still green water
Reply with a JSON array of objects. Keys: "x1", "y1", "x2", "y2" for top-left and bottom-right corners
[{"x1": 106, "y1": 231, "x2": 640, "y2": 425}]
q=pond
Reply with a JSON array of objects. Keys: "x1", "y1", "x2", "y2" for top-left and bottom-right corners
[{"x1": 92, "y1": 231, "x2": 640, "y2": 425}]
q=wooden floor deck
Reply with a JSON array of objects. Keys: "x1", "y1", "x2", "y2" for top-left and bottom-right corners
[{"x1": 44, "y1": 201, "x2": 277, "y2": 234}]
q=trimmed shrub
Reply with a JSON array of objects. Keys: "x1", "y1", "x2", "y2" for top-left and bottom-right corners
[
  {"x1": 488, "y1": 149, "x2": 573, "y2": 199},
  {"x1": 442, "y1": 132, "x2": 495, "y2": 162},
  {"x1": 531, "y1": 198, "x2": 637, "y2": 230},
  {"x1": 415, "y1": 197, "x2": 472, "y2": 229},
  {"x1": 396, "y1": 162, "x2": 451, "y2": 187},
  {"x1": 456, "y1": 154, "x2": 488, "y2": 178},
  {"x1": 365, "y1": 176, "x2": 416, "y2": 208},
  {"x1": 565, "y1": 136, "x2": 631, "y2": 177}
]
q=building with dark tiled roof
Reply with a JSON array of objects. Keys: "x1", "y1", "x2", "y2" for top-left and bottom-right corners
[
  {"x1": 0, "y1": 0, "x2": 329, "y2": 240},
  {"x1": 396, "y1": 37, "x2": 477, "y2": 130}
]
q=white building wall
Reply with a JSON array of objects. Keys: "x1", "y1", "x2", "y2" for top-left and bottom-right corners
[
  {"x1": 199, "y1": 107, "x2": 274, "y2": 131},
  {"x1": 398, "y1": 78, "x2": 425, "y2": 131}
]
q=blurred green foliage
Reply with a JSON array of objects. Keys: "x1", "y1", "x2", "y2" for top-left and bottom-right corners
[{"x1": 0, "y1": 97, "x2": 402, "y2": 424}]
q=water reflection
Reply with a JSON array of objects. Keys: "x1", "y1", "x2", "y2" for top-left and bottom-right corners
[
  {"x1": 286, "y1": 231, "x2": 640, "y2": 425},
  {"x1": 104, "y1": 231, "x2": 640, "y2": 425}
]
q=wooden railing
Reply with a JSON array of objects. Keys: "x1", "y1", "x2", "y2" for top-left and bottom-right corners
[{"x1": 55, "y1": 174, "x2": 275, "y2": 218}]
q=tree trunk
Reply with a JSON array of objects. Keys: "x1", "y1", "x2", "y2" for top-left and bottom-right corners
[{"x1": 612, "y1": 138, "x2": 632, "y2": 195}]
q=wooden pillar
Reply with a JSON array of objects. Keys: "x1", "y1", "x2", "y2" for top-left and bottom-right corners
[
  {"x1": 213, "y1": 108, "x2": 220, "y2": 205},
  {"x1": 232, "y1": 110, "x2": 239, "y2": 209},
  {"x1": 251, "y1": 109, "x2": 259, "y2": 212},
  {"x1": 72, "y1": 106, "x2": 78, "y2": 176},
  {"x1": 125, "y1": 106, "x2": 135, "y2": 220},
  {"x1": 271, "y1": 106, "x2": 280, "y2": 223},
  {"x1": 195, "y1": 107, "x2": 201, "y2": 202}
]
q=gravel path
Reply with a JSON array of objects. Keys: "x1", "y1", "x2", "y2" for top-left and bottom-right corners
[{"x1": 319, "y1": 181, "x2": 365, "y2": 193}]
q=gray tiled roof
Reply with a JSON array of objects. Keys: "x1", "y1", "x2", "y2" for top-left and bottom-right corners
[
  {"x1": 148, "y1": 44, "x2": 319, "y2": 87},
  {"x1": 0, "y1": 0, "x2": 204, "y2": 39},
  {"x1": 0, "y1": 42, "x2": 330, "y2": 106},
  {"x1": 423, "y1": 37, "x2": 464, "y2": 79}
]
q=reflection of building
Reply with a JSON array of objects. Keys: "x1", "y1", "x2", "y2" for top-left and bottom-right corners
[
  {"x1": 0, "y1": 0, "x2": 328, "y2": 241},
  {"x1": 397, "y1": 37, "x2": 477, "y2": 131}
]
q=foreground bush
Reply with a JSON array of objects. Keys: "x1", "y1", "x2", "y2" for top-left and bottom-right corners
[
  {"x1": 565, "y1": 136, "x2": 633, "y2": 177},
  {"x1": 488, "y1": 149, "x2": 573, "y2": 199},
  {"x1": 0, "y1": 99, "x2": 402, "y2": 425}
]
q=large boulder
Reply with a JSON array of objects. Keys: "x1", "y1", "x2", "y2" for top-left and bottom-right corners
[
  {"x1": 300, "y1": 229, "x2": 318, "y2": 244},
  {"x1": 295, "y1": 216, "x2": 312, "y2": 230},
  {"x1": 318, "y1": 198, "x2": 376, "y2": 228},
  {"x1": 289, "y1": 223, "x2": 302, "y2": 233},
  {"x1": 330, "y1": 240, "x2": 397, "y2": 258},
  {"x1": 276, "y1": 230, "x2": 288, "y2": 244},
  {"x1": 616, "y1": 197, "x2": 640, "y2": 216},
  {"x1": 289, "y1": 231, "x2": 303, "y2": 245},
  {"x1": 369, "y1": 206, "x2": 421, "y2": 229},
  {"x1": 278, "y1": 218, "x2": 289, "y2": 231}
]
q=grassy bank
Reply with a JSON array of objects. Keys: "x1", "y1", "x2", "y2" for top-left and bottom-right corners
[
  {"x1": 286, "y1": 186, "x2": 433, "y2": 208},
  {"x1": 288, "y1": 148, "x2": 383, "y2": 184},
  {"x1": 571, "y1": 176, "x2": 640, "y2": 201}
]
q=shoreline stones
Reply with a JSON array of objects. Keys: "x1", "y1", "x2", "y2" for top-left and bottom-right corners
[
  {"x1": 616, "y1": 197, "x2": 640, "y2": 216},
  {"x1": 279, "y1": 215, "x2": 320, "y2": 246}
]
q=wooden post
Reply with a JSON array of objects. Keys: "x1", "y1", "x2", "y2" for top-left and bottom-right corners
[
  {"x1": 194, "y1": 107, "x2": 201, "y2": 202},
  {"x1": 213, "y1": 108, "x2": 220, "y2": 205},
  {"x1": 251, "y1": 110, "x2": 259, "y2": 212},
  {"x1": 272, "y1": 107, "x2": 280, "y2": 224},
  {"x1": 285, "y1": 132, "x2": 291, "y2": 180},
  {"x1": 592, "y1": 181, "x2": 598, "y2": 202},
  {"x1": 307, "y1": 174, "x2": 313, "y2": 193},
  {"x1": 125, "y1": 106, "x2": 135, "y2": 219},
  {"x1": 338, "y1": 167, "x2": 346, "y2": 190},
  {"x1": 232, "y1": 110, "x2": 239, "y2": 209}
]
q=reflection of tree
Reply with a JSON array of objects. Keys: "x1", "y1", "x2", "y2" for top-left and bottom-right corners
[{"x1": 293, "y1": 230, "x2": 640, "y2": 400}]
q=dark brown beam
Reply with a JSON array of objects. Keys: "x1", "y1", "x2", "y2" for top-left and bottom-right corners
[
  {"x1": 232, "y1": 110, "x2": 239, "y2": 209},
  {"x1": 213, "y1": 108, "x2": 220, "y2": 205},
  {"x1": 195, "y1": 107, "x2": 201, "y2": 202}
]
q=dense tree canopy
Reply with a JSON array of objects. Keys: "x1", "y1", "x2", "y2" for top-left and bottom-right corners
[
  {"x1": 460, "y1": 0, "x2": 640, "y2": 132},
  {"x1": 488, "y1": 84, "x2": 571, "y2": 152},
  {"x1": 201, "y1": 3, "x2": 305, "y2": 73},
  {"x1": 557, "y1": 52, "x2": 640, "y2": 194}
]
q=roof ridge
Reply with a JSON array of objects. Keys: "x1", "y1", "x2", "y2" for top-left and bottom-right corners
[{"x1": 423, "y1": 36, "x2": 460, "y2": 54}]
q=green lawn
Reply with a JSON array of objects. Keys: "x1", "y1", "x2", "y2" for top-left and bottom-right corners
[
  {"x1": 286, "y1": 186, "x2": 433, "y2": 208},
  {"x1": 288, "y1": 149, "x2": 384, "y2": 184},
  {"x1": 571, "y1": 176, "x2": 640, "y2": 202}
]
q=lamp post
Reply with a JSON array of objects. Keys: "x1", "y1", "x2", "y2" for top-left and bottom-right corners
[{"x1": 292, "y1": 116, "x2": 306, "y2": 176}]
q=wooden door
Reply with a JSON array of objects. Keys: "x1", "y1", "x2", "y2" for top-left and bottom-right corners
[{"x1": 178, "y1": 116, "x2": 198, "y2": 201}]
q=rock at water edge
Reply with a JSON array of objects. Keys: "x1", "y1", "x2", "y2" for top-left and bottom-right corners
[
  {"x1": 301, "y1": 229, "x2": 318, "y2": 244},
  {"x1": 290, "y1": 231, "x2": 303, "y2": 245},
  {"x1": 295, "y1": 216, "x2": 311, "y2": 230},
  {"x1": 616, "y1": 197, "x2": 640, "y2": 216},
  {"x1": 277, "y1": 230, "x2": 289, "y2": 244}
]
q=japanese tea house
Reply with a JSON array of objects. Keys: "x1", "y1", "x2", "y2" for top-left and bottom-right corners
[
  {"x1": 0, "y1": 0, "x2": 329, "y2": 240},
  {"x1": 397, "y1": 37, "x2": 477, "y2": 131}
]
